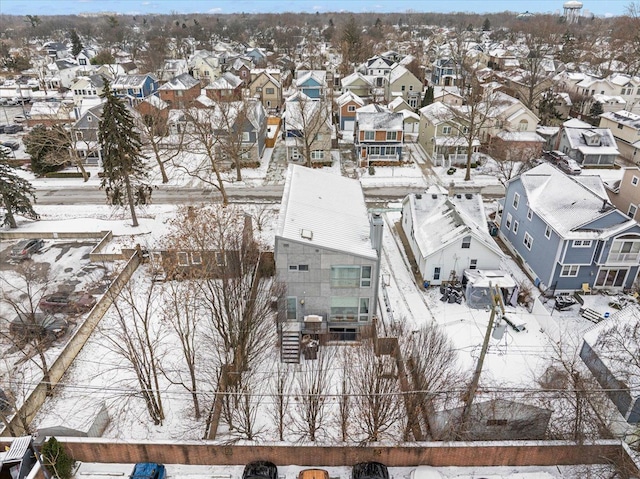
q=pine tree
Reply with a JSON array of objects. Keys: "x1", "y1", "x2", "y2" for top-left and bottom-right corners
[
  {"x1": 421, "y1": 85, "x2": 435, "y2": 108},
  {"x1": 98, "y1": 78, "x2": 151, "y2": 227},
  {"x1": 70, "y1": 29, "x2": 83, "y2": 57},
  {"x1": 40, "y1": 437, "x2": 75, "y2": 479},
  {"x1": 589, "y1": 101, "x2": 604, "y2": 126},
  {"x1": 0, "y1": 153, "x2": 39, "y2": 228},
  {"x1": 482, "y1": 18, "x2": 491, "y2": 31}
]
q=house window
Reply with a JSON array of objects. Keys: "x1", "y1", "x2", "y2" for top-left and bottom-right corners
[
  {"x1": 561, "y1": 265, "x2": 580, "y2": 277},
  {"x1": 545, "y1": 225, "x2": 551, "y2": 239},
  {"x1": 289, "y1": 265, "x2": 298, "y2": 271},
  {"x1": 401, "y1": 85, "x2": 406, "y2": 91},
  {"x1": 75, "y1": 131, "x2": 83, "y2": 140},
  {"x1": 87, "y1": 116, "x2": 92, "y2": 122},
  {"x1": 629, "y1": 204, "x2": 638, "y2": 218},
  {"x1": 618, "y1": 123, "x2": 624, "y2": 130},
  {"x1": 299, "y1": 264, "x2": 309, "y2": 271},
  {"x1": 242, "y1": 132, "x2": 250, "y2": 142},
  {"x1": 215, "y1": 252, "x2": 225, "y2": 266},
  {"x1": 364, "y1": 131, "x2": 375, "y2": 141},
  {"x1": 286, "y1": 297, "x2": 297, "y2": 320},
  {"x1": 523, "y1": 232, "x2": 533, "y2": 250},
  {"x1": 487, "y1": 419, "x2": 508, "y2": 426},
  {"x1": 505, "y1": 213, "x2": 513, "y2": 230},
  {"x1": 433, "y1": 266, "x2": 441, "y2": 280},
  {"x1": 442, "y1": 125, "x2": 452, "y2": 135},
  {"x1": 331, "y1": 266, "x2": 361, "y2": 288},
  {"x1": 386, "y1": 131, "x2": 397, "y2": 141},
  {"x1": 330, "y1": 297, "x2": 359, "y2": 321},
  {"x1": 347, "y1": 105, "x2": 356, "y2": 112},
  {"x1": 527, "y1": 208, "x2": 533, "y2": 221},
  {"x1": 462, "y1": 126, "x2": 469, "y2": 134},
  {"x1": 573, "y1": 240, "x2": 592, "y2": 247},
  {"x1": 266, "y1": 87, "x2": 274, "y2": 94},
  {"x1": 632, "y1": 176, "x2": 639, "y2": 186},
  {"x1": 512, "y1": 192, "x2": 520, "y2": 209},
  {"x1": 311, "y1": 150, "x2": 325, "y2": 160},
  {"x1": 596, "y1": 268, "x2": 628, "y2": 287},
  {"x1": 190, "y1": 252, "x2": 202, "y2": 265},
  {"x1": 177, "y1": 252, "x2": 189, "y2": 266},
  {"x1": 409, "y1": 85, "x2": 414, "y2": 91},
  {"x1": 361, "y1": 265, "x2": 372, "y2": 287},
  {"x1": 518, "y1": 119, "x2": 528, "y2": 131},
  {"x1": 462, "y1": 235, "x2": 471, "y2": 248},
  {"x1": 359, "y1": 298, "x2": 370, "y2": 321},
  {"x1": 470, "y1": 259, "x2": 478, "y2": 270},
  {"x1": 291, "y1": 148, "x2": 300, "y2": 160},
  {"x1": 513, "y1": 221, "x2": 519, "y2": 235}
]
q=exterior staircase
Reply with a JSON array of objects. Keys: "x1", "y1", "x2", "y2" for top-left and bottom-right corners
[{"x1": 280, "y1": 323, "x2": 301, "y2": 364}]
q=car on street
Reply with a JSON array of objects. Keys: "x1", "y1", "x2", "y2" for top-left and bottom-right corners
[
  {"x1": 2, "y1": 140, "x2": 20, "y2": 150},
  {"x1": 544, "y1": 150, "x2": 568, "y2": 163},
  {"x1": 39, "y1": 292, "x2": 97, "y2": 314},
  {"x1": 352, "y1": 462, "x2": 390, "y2": 479},
  {"x1": 3, "y1": 123, "x2": 24, "y2": 134},
  {"x1": 558, "y1": 157, "x2": 582, "y2": 175},
  {"x1": 9, "y1": 238, "x2": 44, "y2": 260},
  {"x1": 242, "y1": 461, "x2": 278, "y2": 479},
  {"x1": 129, "y1": 463, "x2": 166, "y2": 479},
  {"x1": 0, "y1": 145, "x2": 12, "y2": 156},
  {"x1": 298, "y1": 469, "x2": 330, "y2": 479},
  {"x1": 9, "y1": 312, "x2": 68, "y2": 342},
  {"x1": 409, "y1": 466, "x2": 444, "y2": 479},
  {"x1": 13, "y1": 115, "x2": 26, "y2": 123}
]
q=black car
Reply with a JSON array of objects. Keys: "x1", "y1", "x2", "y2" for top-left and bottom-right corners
[
  {"x1": 4, "y1": 123, "x2": 24, "y2": 134},
  {"x1": 352, "y1": 462, "x2": 390, "y2": 479},
  {"x1": 242, "y1": 461, "x2": 278, "y2": 479},
  {"x1": 2, "y1": 140, "x2": 20, "y2": 150}
]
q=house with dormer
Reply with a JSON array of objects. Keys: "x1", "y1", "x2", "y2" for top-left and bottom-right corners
[
  {"x1": 599, "y1": 110, "x2": 640, "y2": 164},
  {"x1": 227, "y1": 57, "x2": 253, "y2": 85},
  {"x1": 553, "y1": 119, "x2": 619, "y2": 166},
  {"x1": 364, "y1": 55, "x2": 395, "y2": 87},
  {"x1": 157, "y1": 72, "x2": 200, "y2": 109},
  {"x1": 401, "y1": 185, "x2": 505, "y2": 285},
  {"x1": 70, "y1": 74, "x2": 107, "y2": 106},
  {"x1": 190, "y1": 53, "x2": 222, "y2": 84},
  {"x1": 157, "y1": 59, "x2": 189, "y2": 83},
  {"x1": 336, "y1": 91, "x2": 365, "y2": 132},
  {"x1": 354, "y1": 105, "x2": 404, "y2": 166},
  {"x1": 498, "y1": 163, "x2": 640, "y2": 292}
]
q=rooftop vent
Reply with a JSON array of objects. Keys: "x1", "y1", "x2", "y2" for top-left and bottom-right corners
[
  {"x1": 301, "y1": 229, "x2": 313, "y2": 240},
  {"x1": 432, "y1": 194, "x2": 438, "y2": 199},
  {"x1": 416, "y1": 194, "x2": 422, "y2": 199},
  {"x1": 456, "y1": 194, "x2": 462, "y2": 199},
  {"x1": 465, "y1": 193, "x2": 472, "y2": 199}
]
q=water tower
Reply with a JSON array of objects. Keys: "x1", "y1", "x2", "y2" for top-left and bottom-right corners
[{"x1": 563, "y1": 0, "x2": 583, "y2": 24}]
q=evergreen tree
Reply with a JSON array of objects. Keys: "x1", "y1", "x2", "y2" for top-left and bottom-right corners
[
  {"x1": 482, "y1": 18, "x2": 491, "y2": 31},
  {"x1": 421, "y1": 85, "x2": 435, "y2": 108},
  {"x1": 0, "y1": 153, "x2": 39, "y2": 228},
  {"x1": 40, "y1": 437, "x2": 75, "y2": 479},
  {"x1": 99, "y1": 78, "x2": 151, "y2": 227},
  {"x1": 70, "y1": 29, "x2": 83, "y2": 57},
  {"x1": 589, "y1": 101, "x2": 604, "y2": 126}
]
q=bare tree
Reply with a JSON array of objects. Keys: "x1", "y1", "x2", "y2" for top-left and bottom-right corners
[
  {"x1": 101, "y1": 273, "x2": 165, "y2": 425},
  {"x1": 224, "y1": 368, "x2": 266, "y2": 441},
  {"x1": 294, "y1": 348, "x2": 334, "y2": 442},
  {"x1": 485, "y1": 141, "x2": 541, "y2": 186},
  {"x1": 159, "y1": 278, "x2": 202, "y2": 419},
  {"x1": 0, "y1": 263, "x2": 56, "y2": 394},
  {"x1": 350, "y1": 340, "x2": 404, "y2": 443},
  {"x1": 269, "y1": 361, "x2": 294, "y2": 441},
  {"x1": 283, "y1": 93, "x2": 332, "y2": 168},
  {"x1": 337, "y1": 348, "x2": 352, "y2": 442}
]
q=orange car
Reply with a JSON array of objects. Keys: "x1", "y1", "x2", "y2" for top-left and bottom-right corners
[{"x1": 298, "y1": 469, "x2": 329, "y2": 479}]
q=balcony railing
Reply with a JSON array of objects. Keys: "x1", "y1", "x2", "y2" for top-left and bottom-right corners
[{"x1": 606, "y1": 252, "x2": 640, "y2": 264}]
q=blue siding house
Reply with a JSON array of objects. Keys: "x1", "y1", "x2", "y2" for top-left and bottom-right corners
[
  {"x1": 295, "y1": 71, "x2": 326, "y2": 100},
  {"x1": 112, "y1": 74, "x2": 158, "y2": 106},
  {"x1": 499, "y1": 164, "x2": 640, "y2": 292}
]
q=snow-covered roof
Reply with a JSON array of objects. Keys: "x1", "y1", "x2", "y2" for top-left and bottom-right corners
[
  {"x1": 295, "y1": 70, "x2": 326, "y2": 87},
  {"x1": 563, "y1": 118, "x2": 592, "y2": 129},
  {"x1": 419, "y1": 101, "x2": 456, "y2": 124},
  {"x1": 388, "y1": 96, "x2": 408, "y2": 110},
  {"x1": 141, "y1": 94, "x2": 168, "y2": 110},
  {"x1": 356, "y1": 111, "x2": 403, "y2": 131},
  {"x1": 341, "y1": 71, "x2": 372, "y2": 88},
  {"x1": 206, "y1": 72, "x2": 242, "y2": 90},
  {"x1": 600, "y1": 110, "x2": 640, "y2": 130},
  {"x1": 158, "y1": 72, "x2": 199, "y2": 90},
  {"x1": 356, "y1": 103, "x2": 390, "y2": 114},
  {"x1": 276, "y1": 165, "x2": 377, "y2": 260},
  {"x1": 517, "y1": 163, "x2": 633, "y2": 240},
  {"x1": 495, "y1": 131, "x2": 545, "y2": 142},
  {"x1": 563, "y1": 127, "x2": 619, "y2": 155},
  {"x1": 593, "y1": 93, "x2": 626, "y2": 106},
  {"x1": 404, "y1": 186, "x2": 503, "y2": 260},
  {"x1": 336, "y1": 91, "x2": 364, "y2": 108},
  {"x1": 112, "y1": 74, "x2": 154, "y2": 88},
  {"x1": 282, "y1": 98, "x2": 330, "y2": 131},
  {"x1": 388, "y1": 64, "x2": 411, "y2": 84}
]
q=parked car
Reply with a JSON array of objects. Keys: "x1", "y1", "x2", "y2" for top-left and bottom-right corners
[
  {"x1": 4, "y1": 123, "x2": 24, "y2": 134},
  {"x1": 2, "y1": 140, "x2": 20, "y2": 150},
  {"x1": 130, "y1": 463, "x2": 165, "y2": 479},
  {"x1": 10, "y1": 238, "x2": 44, "y2": 260},
  {"x1": 410, "y1": 466, "x2": 443, "y2": 479},
  {"x1": 39, "y1": 292, "x2": 97, "y2": 314},
  {"x1": 352, "y1": 462, "x2": 390, "y2": 479},
  {"x1": 0, "y1": 145, "x2": 12, "y2": 156},
  {"x1": 242, "y1": 461, "x2": 278, "y2": 479},
  {"x1": 298, "y1": 470, "x2": 329, "y2": 479},
  {"x1": 545, "y1": 150, "x2": 568, "y2": 163},
  {"x1": 9, "y1": 312, "x2": 68, "y2": 342},
  {"x1": 13, "y1": 115, "x2": 26, "y2": 123},
  {"x1": 558, "y1": 157, "x2": 582, "y2": 175}
]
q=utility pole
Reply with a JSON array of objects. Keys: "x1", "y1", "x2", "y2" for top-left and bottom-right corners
[{"x1": 457, "y1": 283, "x2": 504, "y2": 439}]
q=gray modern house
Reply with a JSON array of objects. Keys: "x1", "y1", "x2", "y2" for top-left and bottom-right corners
[
  {"x1": 498, "y1": 163, "x2": 640, "y2": 292},
  {"x1": 275, "y1": 165, "x2": 383, "y2": 362}
]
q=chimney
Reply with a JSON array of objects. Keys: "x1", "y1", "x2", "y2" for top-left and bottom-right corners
[{"x1": 370, "y1": 212, "x2": 384, "y2": 256}]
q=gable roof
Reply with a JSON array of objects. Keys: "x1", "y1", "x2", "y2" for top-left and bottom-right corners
[
  {"x1": 600, "y1": 110, "x2": 640, "y2": 130},
  {"x1": 277, "y1": 164, "x2": 377, "y2": 260},
  {"x1": 158, "y1": 72, "x2": 199, "y2": 90},
  {"x1": 341, "y1": 71, "x2": 373, "y2": 88},
  {"x1": 515, "y1": 163, "x2": 634, "y2": 239},
  {"x1": 295, "y1": 70, "x2": 326, "y2": 87},
  {"x1": 563, "y1": 127, "x2": 619, "y2": 155},
  {"x1": 356, "y1": 111, "x2": 404, "y2": 131},
  {"x1": 336, "y1": 91, "x2": 365, "y2": 108},
  {"x1": 206, "y1": 72, "x2": 242, "y2": 90},
  {"x1": 404, "y1": 186, "x2": 504, "y2": 260},
  {"x1": 112, "y1": 74, "x2": 154, "y2": 89}
]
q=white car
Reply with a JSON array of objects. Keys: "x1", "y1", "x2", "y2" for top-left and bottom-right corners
[{"x1": 558, "y1": 158, "x2": 582, "y2": 175}]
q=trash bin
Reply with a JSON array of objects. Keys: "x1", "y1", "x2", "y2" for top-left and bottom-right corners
[{"x1": 423, "y1": 281, "x2": 430, "y2": 289}]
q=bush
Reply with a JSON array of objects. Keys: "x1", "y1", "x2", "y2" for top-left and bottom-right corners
[
  {"x1": 44, "y1": 171, "x2": 90, "y2": 178},
  {"x1": 368, "y1": 165, "x2": 375, "y2": 175},
  {"x1": 40, "y1": 437, "x2": 75, "y2": 479},
  {"x1": 470, "y1": 162, "x2": 478, "y2": 168}
]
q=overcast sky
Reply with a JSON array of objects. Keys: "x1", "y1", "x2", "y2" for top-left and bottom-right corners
[{"x1": 0, "y1": 0, "x2": 631, "y2": 17}]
